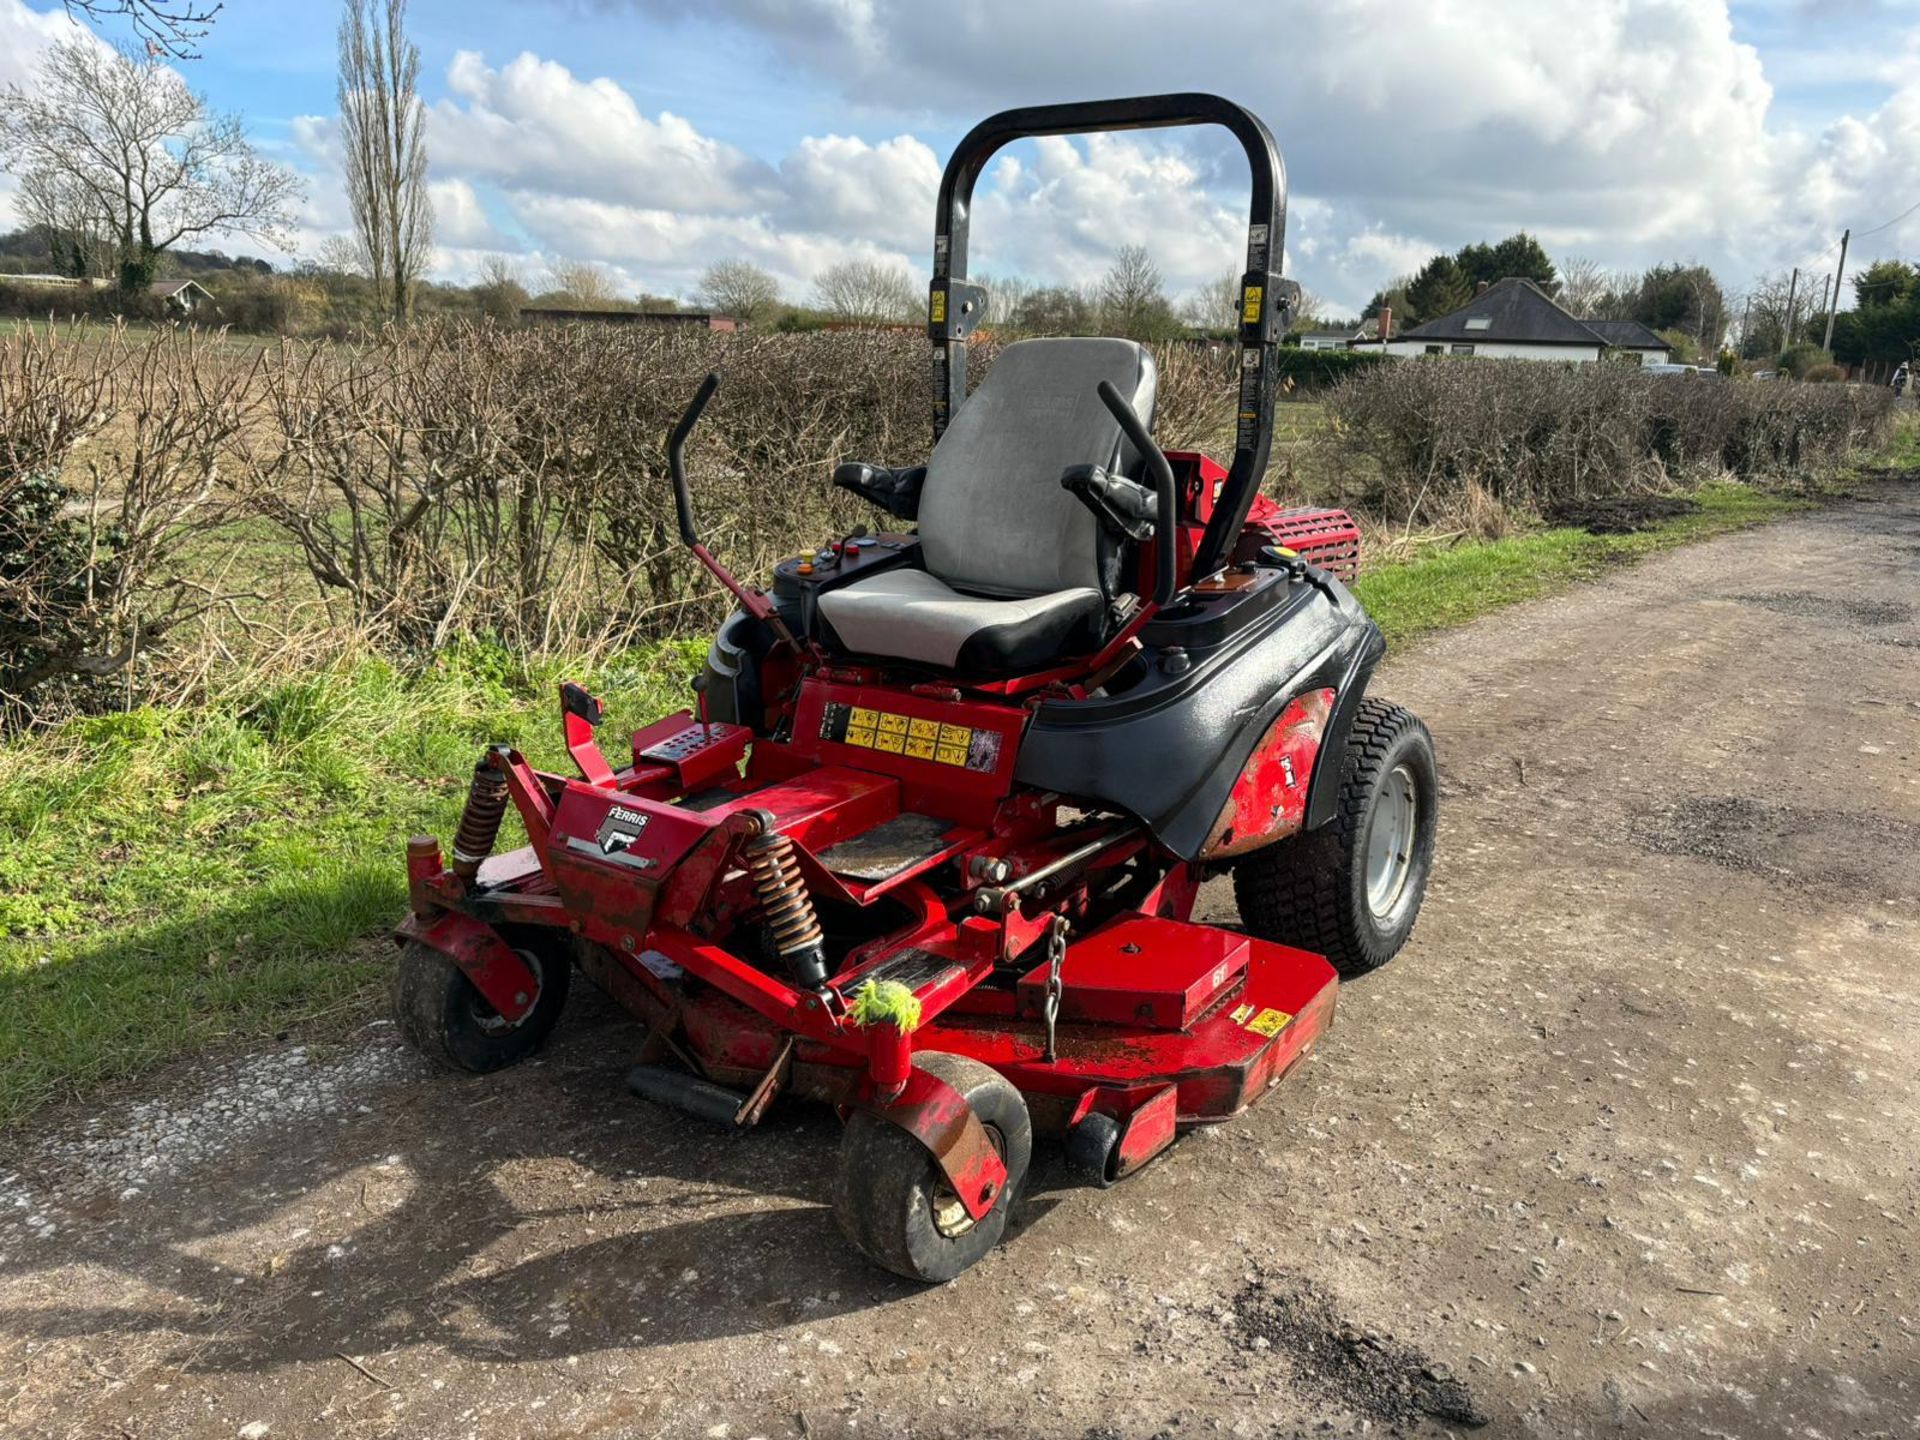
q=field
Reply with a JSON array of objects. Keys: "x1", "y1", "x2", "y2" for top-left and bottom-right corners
[{"x1": 0, "y1": 322, "x2": 1906, "y2": 1130}]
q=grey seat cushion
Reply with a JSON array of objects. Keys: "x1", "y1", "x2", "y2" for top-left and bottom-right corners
[
  {"x1": 917, "y1": 337, "x2": 1157, "y2": 597},
  {"x1": 817, "y1": 569, "x2": 1103, "y2": 671}
]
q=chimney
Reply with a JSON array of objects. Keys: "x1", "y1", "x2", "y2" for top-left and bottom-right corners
[
  {"x1": 1476, "y1": 280, "x2": 1490, "y2": 295},
  {"x1": 1377, "y1": 306, "x2": 1391, "y2": 341}
]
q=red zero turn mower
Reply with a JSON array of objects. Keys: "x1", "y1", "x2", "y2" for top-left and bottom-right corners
[{"x1": 393, "y1": 93, "x2": 1437, "y2": 1282}]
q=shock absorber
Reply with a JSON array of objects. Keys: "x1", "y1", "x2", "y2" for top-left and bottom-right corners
[
  {"x1": 744, "y1": 821, "x2": 829, "y2": 988},
  {"x1": 451, "y1": 753, "x2": 510, "y2": 881}
]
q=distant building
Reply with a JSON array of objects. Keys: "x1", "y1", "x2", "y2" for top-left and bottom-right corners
[
  {"x1": 148, "y1": 279, "x2": 213, "y2": 315},
  {"x1": 0, "y1": 273, "x2": 215, "y2": 317},
  {"x1": 1296, "y1": 331, "x2": 1357, "y2": 352},
  {"x1": 519, "y1": 307, "x2": 745, "y2": 331},
  {"x1": 1581, "y1": 319, "x2": 1672, "y2": 365},
  {"x1": 1350, "y1": 279, "x2": 1670, "y2": 365}
]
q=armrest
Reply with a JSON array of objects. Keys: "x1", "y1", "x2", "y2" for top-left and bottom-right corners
[
  {"x1": 1061, "y1": 463, "x2": 1158, "y2": 541},
  {"x1": 834, "y1": 461, "x2": 926, "y2": 521}
]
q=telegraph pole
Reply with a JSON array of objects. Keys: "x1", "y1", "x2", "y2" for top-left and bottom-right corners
[
  {"x1": 1821, "y1": 227, "x2": 1850, "y2": 352},
  {"x1": 1784, "y1": 267, "x2": 1799, "y2": 345}
]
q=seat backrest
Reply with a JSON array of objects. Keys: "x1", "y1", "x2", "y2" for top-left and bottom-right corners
[{"x1": 917, "y1": 337, "x2": 1157, "y2": 597}]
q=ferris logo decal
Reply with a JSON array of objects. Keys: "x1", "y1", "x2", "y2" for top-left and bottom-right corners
[{"x1": 595, "y1": 805, "x2": 650, "y2": 855}]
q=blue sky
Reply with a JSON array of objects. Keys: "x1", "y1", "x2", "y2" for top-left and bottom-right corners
[{"x1": 5, "y1": 0, "x2": 1919, "y2": 315}]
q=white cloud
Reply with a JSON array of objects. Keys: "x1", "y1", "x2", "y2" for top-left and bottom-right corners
[
  {"x1": 429, "y1": 50, "x2": 779, "y2": 215},
  {"x1": 606, "y1": 0, "x2": 1920, "y2": 307},
  {"x1": 0, "y1": 3, "x2": 100, "y2": 233},
  {"x1": 428, "y1": 177, "x2": 500, "y2": 249}
]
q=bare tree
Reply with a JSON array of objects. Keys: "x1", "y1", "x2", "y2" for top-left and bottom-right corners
[
  {"x1": 1182, "y1": 271, "x2": 1241, "y2": 330},
  {"x1": 16, "y1": 168, "x2": 113, "y2": 279},
  {"x1": 973, "y1": 272, "x2": 1034, "y2": 329},
  {"x1": 1556, "y1": 256, "x2": 1612, "y2": 318},
  {"x1": 339, "y1": 0, "x2": 432, "y2": 323},
  {"x1": 1097, "y1": 245, "x2": 1178, "y2": 340},
  {"x1": 311, "y1": 234, "x2": 366, "y2": 277},
  {"x1": 62, "y1": 0, "x2": 220, "y2": 60},
  {"x1": 811, "y1": 258, "x2": 918, "y2": 324},
  {"x1": 541, "y1": 260, "x2": 622, "y2": 308},
  {"x1": 696, "y1": 259, "x2": 782, "y2": 323},
  {"x1": 0, "y1": 39, "x2": 301, "y2": 293}
]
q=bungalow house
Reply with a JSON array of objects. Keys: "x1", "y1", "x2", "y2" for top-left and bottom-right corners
[
  {"x1": 1581, "y1": 319, "x2": 1671, "y2": 365},
  {"x1": 1351, "y1": 278, "x2": 1609, "y2": 362},
  {"x1": 1296, "y1": 330, "x2": 1356, "y2": 352},
  {"x1": 149, "y1": 279, "x2": 214, "y2": 316}
]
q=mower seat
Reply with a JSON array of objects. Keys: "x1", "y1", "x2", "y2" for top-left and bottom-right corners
[{"x1": 819, "y1": 337, "x2": 1157, "y2": 671}]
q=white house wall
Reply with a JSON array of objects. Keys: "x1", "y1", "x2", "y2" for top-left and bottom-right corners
[{"x1": 1356, "y1": 340, "x2": 1603, "y2": 363}]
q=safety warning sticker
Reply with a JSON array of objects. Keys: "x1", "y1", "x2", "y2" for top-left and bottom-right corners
[
  {"x1": 1245, "y1": 1007, "x2": 1293, "y2": 1038},
  {"x1": 820, "y1": 702, "x2": 1002, "y2": 772}
]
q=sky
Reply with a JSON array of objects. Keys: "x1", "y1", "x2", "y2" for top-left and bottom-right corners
[{"x1": 3, "y1": 0, "x2": 1919, "y2": 317}]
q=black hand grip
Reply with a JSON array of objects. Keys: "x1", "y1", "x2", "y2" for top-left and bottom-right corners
[
  {"x1": 669, "y1": 372, "x2": 720, "y2": 546},
  {"x1": 1094, "y1": 379, "x2": 1178, "y2": 607}
]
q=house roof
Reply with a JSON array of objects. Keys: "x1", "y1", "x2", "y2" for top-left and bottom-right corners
[
  {"x1": 1400, "y1": 278, "x2": 1602, "y2": 347},
  {"x1": 149, "y1": 279, "x2": 211, "y2": 298},
  {"x1": 1581, "y1": 319, "x2": 1668, "y2": 350}
]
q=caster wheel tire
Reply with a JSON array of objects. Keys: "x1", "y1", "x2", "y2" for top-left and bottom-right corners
[
  {"x1": 1234, "y1": 697, "x2": 1438, "y2": 978},
  {"x1": 834, "y1": 1052, "x2": 1032, "y2": 1284},
  {"x1": 1064, "y1": 1111, "x2": 1122, "y2": 1187},
  {"x1": 391, "y1": 937, "x2": 570, "y2": 1073}
]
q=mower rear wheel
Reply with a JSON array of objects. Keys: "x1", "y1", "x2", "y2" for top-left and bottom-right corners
[
  {"x1": 1234, "y1": 697, "x2": 1437, "y2": 977},
  {"x1": 834, "y1": 1052, "x2": 1032, "y2": 1284},
  {"x1": 392, "y1": 938, "x2": 570, "y2": 1073}
]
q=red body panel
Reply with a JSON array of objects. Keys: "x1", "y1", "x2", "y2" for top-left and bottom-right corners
[
  {"x1": 1014, "y1": 913, "x2": 1247, "y2": 1029},
  {"x1": 1199, "y1": 689, "x2": 1334, "y2": 859}
]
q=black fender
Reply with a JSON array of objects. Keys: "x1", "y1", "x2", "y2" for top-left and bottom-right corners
[{"x1": 1016, "y1": 574, "x2": 1383, "y2": 861}]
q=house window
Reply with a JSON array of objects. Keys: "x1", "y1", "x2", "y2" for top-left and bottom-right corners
[
  {"x1": 1450, "y1": 343, "x2": 1475, "y2": 356},
  {"x1": 1464, "y1": 316, "x2": 1492, "y2": 331},
  {"x1": 1424, "y1": 344, "x2": 1444, "y2": 355}
]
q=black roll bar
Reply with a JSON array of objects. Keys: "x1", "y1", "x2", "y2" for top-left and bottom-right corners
[
  {"x1": 1094, "y1": 379, "x2": 1178, "y2": 608},
  {"x1": 927, "y1": 92, "x2": 1294, "y2": 584}
]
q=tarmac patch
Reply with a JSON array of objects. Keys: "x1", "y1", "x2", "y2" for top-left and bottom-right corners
[
  {"x1": 1231, "y1": 1268, "x2": 1487, "y2": 1430},
  {"x1": 1736, "y1": 590, "x2": 1913, "y2": 626},
  {"x1": 1634, "y1": 794, "x2": 1920, "y2": 898}
]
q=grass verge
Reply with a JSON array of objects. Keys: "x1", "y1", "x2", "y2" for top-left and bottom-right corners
[
  {"x1": 0, "y1": 641, "x2": 699, "y2": 1130},
  {"x1": 1352, "y1": 480, "x2": 1818, "y2": 647}
]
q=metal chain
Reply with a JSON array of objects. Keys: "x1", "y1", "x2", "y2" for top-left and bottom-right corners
[{"x1": 1043, "y1": 914, "x2": 1069, "y2": 1063}]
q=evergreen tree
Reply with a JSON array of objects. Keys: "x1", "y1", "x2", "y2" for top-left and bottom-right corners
[{"x1": 1406, "y1": 254, "x2": 1470, "y2": 323}]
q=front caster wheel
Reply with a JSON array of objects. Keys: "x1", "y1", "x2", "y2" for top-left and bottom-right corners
[
  {"x1": 391, "y1": 937, "x2": 570, "y2": 1073},
  {"x1": 1234, "y1": 697, "x2": 1438, "y2": 977},
  {"x1": 833, "y1": 1052, "x2": 1032, "y2": 1284}
]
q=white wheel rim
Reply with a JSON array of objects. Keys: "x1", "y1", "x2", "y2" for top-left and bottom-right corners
[{"x1": 1364, "y1": 764, "x2": 1418, "y2": 922}]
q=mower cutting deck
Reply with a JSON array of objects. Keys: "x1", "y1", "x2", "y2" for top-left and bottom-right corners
[{"x1": 392, "y1": 92, "x2": 1437, "y2": 1282}]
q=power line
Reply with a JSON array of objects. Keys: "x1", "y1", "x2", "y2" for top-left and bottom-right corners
[{"x1": 1851, "y1": 195, "x2": 1920, "y2": 241}]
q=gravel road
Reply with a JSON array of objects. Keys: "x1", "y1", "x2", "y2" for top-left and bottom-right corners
[{"x1": 3, "y1": 485, "x2": 1917, "y2": 1440}]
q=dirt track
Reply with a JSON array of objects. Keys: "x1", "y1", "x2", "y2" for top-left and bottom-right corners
[{"x1": 3, "y1": 487, "x2": 1918, "y2": 1440}]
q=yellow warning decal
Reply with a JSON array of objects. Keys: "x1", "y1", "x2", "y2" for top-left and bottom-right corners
[
  {"x1": 1246, "y1": 1007, "x2": 1293, "y2": 1037},
  {"x1": 824, "y1": 702, "x2": 1002, "y2": 772},
  {"x1": 905, "y1": 716, "x2": 940, "y2": 760},
  {"x1": 1241, "y1": 285, "x2": 1263, "y2": 324},
  {"x1": 930, "y1": 290, "x2": 948, "y2": 324}
]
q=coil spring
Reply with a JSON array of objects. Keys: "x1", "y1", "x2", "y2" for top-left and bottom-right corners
[
  {"x1": 745, "y1": 830, "x2": 824, "y2": 959},
  {"x1": 451, "y1": 760, "x2": 509, "y2": 879}
]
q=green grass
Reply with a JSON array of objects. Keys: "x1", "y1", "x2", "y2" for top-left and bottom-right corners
[
  {"x1": 0, "y1": 640, "x2": 699, "y2": 1128},
  {"x1": 1352, "y1": 481, "x2": 1816, "y2": 647}
]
